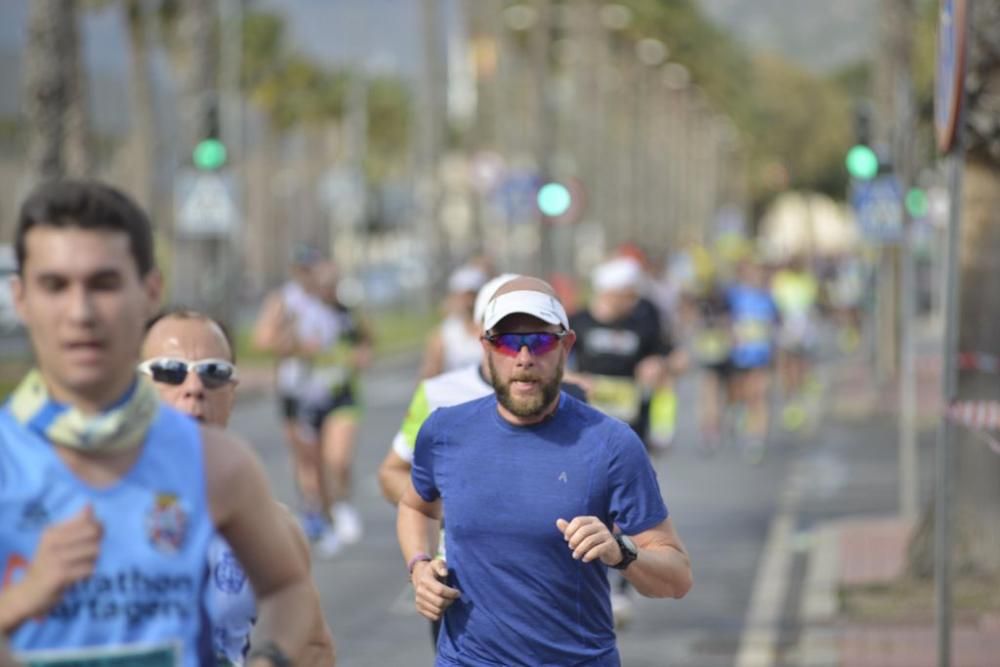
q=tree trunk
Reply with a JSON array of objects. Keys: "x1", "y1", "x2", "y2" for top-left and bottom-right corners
[
  {"x1": 24, "y1": 0, "x2": 74, "y2": 181},
  {"x1": 951, "y1": 158, "x2": 1000, "y2": 576},
  {"x1": 62, "y1": 0, "x2": 92, "y2": 177},
  {"x1": 175, "y1": 0, "x2": 218, "y2": 153},
  {"x1": 171, "y1": 0, "x2": 219, "y2": 313},
  {"x1": 419, "y1": 0, "x2": 448, "y2": 294},
  {"x1": 122, "y1": 0, "x2": 157, "y2": 209}
]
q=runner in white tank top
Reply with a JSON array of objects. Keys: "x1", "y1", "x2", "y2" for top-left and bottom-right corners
[
  {"x1": 142, "y1": 309, "x2": 335, "y2": 666},
  {"x1": 419, "y1": 264, "x2": 489, "y2": 378}
]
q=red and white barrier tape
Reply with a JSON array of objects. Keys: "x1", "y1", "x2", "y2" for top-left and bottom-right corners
[
  {"x1": 946, "y1": 401, "x2": 1000, "y2": 454},
  {"x1": 957, "y1": 352, "x2": 1000, "y2": 375}
]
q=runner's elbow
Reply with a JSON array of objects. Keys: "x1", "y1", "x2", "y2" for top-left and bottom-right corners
[
  {"x1": 671, "y1": 570, "x2": 694, "y2": 599},
  {"x1": 377, "y1": 461, "x2": 404, "y2": 506}
]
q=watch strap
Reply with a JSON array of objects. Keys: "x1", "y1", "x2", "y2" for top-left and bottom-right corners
[{"x1": 610, "y1": 534, "x2": 638, "y2": 570}]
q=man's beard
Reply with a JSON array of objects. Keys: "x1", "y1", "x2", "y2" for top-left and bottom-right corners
[{"x1": 488, "y1": 356, "x2": 563, "y2": 419}]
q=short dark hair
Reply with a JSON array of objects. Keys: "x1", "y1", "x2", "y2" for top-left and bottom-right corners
[
  {"x1": 16, "y1": 179, "x2": 155, "y2": 276},
  {"x1": 145, "y1": 307, "x2": 236, "y2": 363}
]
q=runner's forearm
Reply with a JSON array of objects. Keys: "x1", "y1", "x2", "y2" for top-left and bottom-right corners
[
  {"x1": 397, "y1": 500, "x2": 441, "y2": 565},
  {"x1": 622, "y1": 545, "x2": 692, "y2": 599},
  {"x1": 0, "y1": 582, "x2": 43, "y2": 636},
  {"x1": 253, "y1": 578, "x2": 318, "y2": 661},
  {"x1": 296, "y1": 601, "x2": 337, "y2": 667},
  {"x1": 0, "y1": 638, "x2": 19, "y2": 667}
]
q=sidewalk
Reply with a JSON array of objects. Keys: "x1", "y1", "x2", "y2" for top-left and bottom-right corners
[
  {"x1": 824, "y1": 345, "x2": 942, "y2": 427},
  {"x1": 798, "y1": 330, "x2": 1000, "y2": 667},
  {"x1": 801, "y1": 515, "x2": 1000, "y2": 667}
]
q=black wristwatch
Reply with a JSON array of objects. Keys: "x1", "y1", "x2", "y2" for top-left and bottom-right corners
[
  {"x1": 610, "y1": 534, "x2": 638, "y2": 570},
  {"x1": 247, "y1": 640, "x2": 293, "y2": 667}
]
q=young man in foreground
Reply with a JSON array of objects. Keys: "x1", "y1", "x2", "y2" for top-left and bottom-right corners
[{"x1": 0, "y1": 180, "x2": 317, "y2": 667}]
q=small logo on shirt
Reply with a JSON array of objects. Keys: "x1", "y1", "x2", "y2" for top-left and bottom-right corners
[
  {"x1": 145, "y1": 492, "x2": 188, "y2": 554},
  {"x1": 18, "y1": 497, "x2": 50, "y2": 530},
  {"x1": 558, "y1": 471, "x2": 568, "y2": 483},
  {"x1": 214, "y1": 550, "x2": 248, "y2": 594}
]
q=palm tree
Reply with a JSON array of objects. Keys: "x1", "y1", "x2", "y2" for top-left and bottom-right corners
[
  {"x1": 24, "y1": 0, "x2": 91, "y2": 181},
  {"x1": 63, "y1": 0, "x2": 92, "y2": 176},
  {"x1": 118, "y1": 0, "x2": 178, "y2": 214}
]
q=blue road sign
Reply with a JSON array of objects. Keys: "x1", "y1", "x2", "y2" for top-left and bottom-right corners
[
  {"x1": 493, "y1": 171, "x2": 541, "y2": 223},
  {"x1": 853, "y1": 175, "x2": 904, "y2": 243}
]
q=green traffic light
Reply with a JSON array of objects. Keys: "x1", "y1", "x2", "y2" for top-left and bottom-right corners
[
  {"x1": 845, "y1": 145, "x2": 878, "y2": 180},
  {"x1": 905, "y1": 188, "x2": 929, "y2": 218},
  {"x1": 193, "y1": 138, "x2": 227, "y2": 170},
  {"x1": 537, "y1": 182, "x2": 572, "y2": 217}
]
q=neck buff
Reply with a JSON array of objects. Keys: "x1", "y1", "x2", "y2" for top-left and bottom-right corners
[{"x1": 7, "y1": 369, "x2": 160, "y2": 453}]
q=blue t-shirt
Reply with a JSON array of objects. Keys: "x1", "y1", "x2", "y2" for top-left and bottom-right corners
[
  {"x1": 726, "y1": 284, "x2": 779, "y2": 369},
  {"x1": 412, "y1": 392, "x2": 669, "y2": 667}
]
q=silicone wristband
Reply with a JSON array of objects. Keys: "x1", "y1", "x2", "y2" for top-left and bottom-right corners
[{"x1": 407, "y1": 552, "x2": 432, "y2": 574}]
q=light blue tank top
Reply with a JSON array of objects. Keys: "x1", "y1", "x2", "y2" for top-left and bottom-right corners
[
  {"x1": 205, "y1": 535, "x2": 257, "y2": 665},
  {"x1": 0, "y1": 405, "x2": 214, "y2": 667},
  {"x1": 727, "y1": 284, "x2": 778, "y2": 369}
]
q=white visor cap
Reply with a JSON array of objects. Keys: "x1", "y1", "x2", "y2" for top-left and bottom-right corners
[
  {"x1": 474, "y1": 273, "x2": 520, "y2": 326},
  {"x1": 449, "y1": 265, "x2": 488, "y2": 293},
  {"x1": 592, "y1": 256, "x2": 643, "y2": 293},
  {"x1": 483, "y1": 290, "x2": 570, "y2": 332}
]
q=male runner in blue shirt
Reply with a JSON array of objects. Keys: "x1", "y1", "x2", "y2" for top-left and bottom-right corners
[{"x1": 397, "y1": 276, "x2": 692, "y2": 666}]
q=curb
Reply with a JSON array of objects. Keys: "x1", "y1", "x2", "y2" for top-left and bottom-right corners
[{"x1": 799, "y1": 523, "x2": 841, "y2": 667}]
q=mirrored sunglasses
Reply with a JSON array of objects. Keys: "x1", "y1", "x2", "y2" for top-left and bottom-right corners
[
  {"x1": 483, "y1": 331, "x2": 566, "y2": 357},
  {"x1": 138, "y1": 357, "x2": 237, "y2": 390}
]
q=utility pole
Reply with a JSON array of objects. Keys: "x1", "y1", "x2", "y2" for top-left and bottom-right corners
[
  {"x1": 173, "y1": 0, "x2": 223, "y2": 319},
  {"x1": 419, "y1": 0, "x2": 449, "y2": 296},
  {"x1": 532, "y1": 0, "x2": 557, "y2": 277},
  {"x1": 218, "y1": 0, "x2": 244, "y2": 328},
  {"x1": 872, "y1": 0, "x2": 916, "y2": 385},
  {"x1": 873, "y1": 0, "x2": 920, "y2": 520}
]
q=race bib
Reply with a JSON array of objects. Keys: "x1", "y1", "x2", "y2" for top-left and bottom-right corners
[
  {"x1": 734, "y1": 320, "x2": 771, "y2": 345},
  {"x1": 18, "y1": 642, "x2": 180, "y2": 667},
  {"x1": 588, "y1": 376, "x2": 641, "y2": 423},
  {"x1": 693, "y1": 329, "x2": 731, "y2": 364}
]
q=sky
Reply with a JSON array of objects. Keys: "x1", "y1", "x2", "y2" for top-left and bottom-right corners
[
  {"x1": 0, "y1": 0, "x2": 873, "y2": 130},
  {"x1": 0, "y1": 0, "x2": 462, "y2": 126}
]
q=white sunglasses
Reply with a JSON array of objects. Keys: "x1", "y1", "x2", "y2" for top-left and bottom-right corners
[{"x1": 138, "y1": 357, "x2": 238, "y2": 389}]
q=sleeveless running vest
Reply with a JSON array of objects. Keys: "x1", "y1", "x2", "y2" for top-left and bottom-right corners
[
  {"x1": 0, "y1": 405, "x2": 214, "y2": 667},
  {"x1": 205, "y1": 536, "x2": 256, "y2": 665},
  {"x1": 276, "y1": 281, "x2": 331, "y2": 396},
  {"x1": 440, "y1": 316, "x2": 482, "y2": 373}
]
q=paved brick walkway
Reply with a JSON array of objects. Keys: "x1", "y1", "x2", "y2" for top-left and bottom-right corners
[
  {"x1": 826, "y1": 353, "x2": 942, "y2": 423},
  {"x1": 836, "y1": 518, "x2": 1000, "y2": 667},
  {"x1": 838, "y1": 517, "x2": 912, "y2": 586},
  {"x1": 839, "y1": 620, "x2": 1000, "y2": 667}
]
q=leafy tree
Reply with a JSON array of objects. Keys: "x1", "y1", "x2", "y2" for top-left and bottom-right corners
[{"x1": 619, "y1": 0, "x2": 856, "y2": 207}]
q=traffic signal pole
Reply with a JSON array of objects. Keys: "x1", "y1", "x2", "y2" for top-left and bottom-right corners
[{"x1": 532, "y1": 0, "x2": 556, "y2": 278}]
